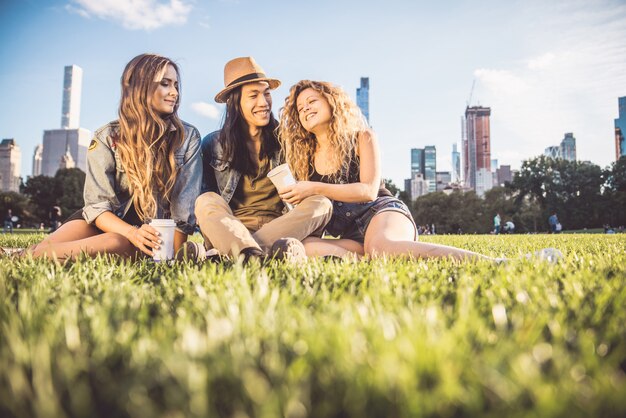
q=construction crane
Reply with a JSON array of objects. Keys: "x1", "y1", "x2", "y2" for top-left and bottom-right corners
[{"x1": 466, "y1": 78, "x2": 476, "y2": 108}]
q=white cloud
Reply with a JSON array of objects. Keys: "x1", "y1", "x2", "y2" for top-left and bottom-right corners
[
  {"x1": 67, "y1": 0, "x2": 192, "y2": 30},
  {"x1": 474, "y1": 69, "x2": 529, "y2": 96},
  {"x1": 191, "y1": 102, "x2": 221, "y2": 119},
  {"x1": 471, "y1": 0, "x2": 626, "y2": 169},
  {"x1": 527, "y1": 53, "x2": 556, "y2": 70}
]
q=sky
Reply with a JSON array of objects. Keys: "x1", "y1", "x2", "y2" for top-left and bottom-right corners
[{"x1": 1, "y1": 0, "x2": 625, "y2": 187}]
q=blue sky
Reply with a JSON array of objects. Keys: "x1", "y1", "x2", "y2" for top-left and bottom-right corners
[{"x1": 1, "y1": 0, "x2": 625, "y2": 187}]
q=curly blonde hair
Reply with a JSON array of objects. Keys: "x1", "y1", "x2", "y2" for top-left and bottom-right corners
[
  {"x1": 116, "y1": 54, "x2": 185, "y2": 221},
  {"x1": 279, "y1": 80, "x2": 367, "y2": 182}
]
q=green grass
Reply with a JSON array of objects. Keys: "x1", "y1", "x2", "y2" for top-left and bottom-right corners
[{"x1": 1, "y1": 234, "x2": 625, "y2": 418}]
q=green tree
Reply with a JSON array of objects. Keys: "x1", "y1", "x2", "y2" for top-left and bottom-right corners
[
  {"x1": 54, "y1": 168, "x2": 86, "y2": 217},
  {"x1": 603, "y1": 157, "x2": 626, "y2": 227},
  {"x1": 21, "y1": 175, "x2": 58, "y2": 224},
  {"x1": 510, "y1": 156, "x2": 605, "y2": 230},
  {"x1": 412, "y1": 191, "x2": 487, "y2": 234}
]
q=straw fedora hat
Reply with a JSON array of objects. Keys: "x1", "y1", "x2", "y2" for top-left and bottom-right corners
[{"x1": 214, "y1": 56, "x2": 281, "y2": 103}]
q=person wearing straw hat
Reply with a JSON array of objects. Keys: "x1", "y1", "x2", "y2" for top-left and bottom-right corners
[{"x1": 184, "y1": 57, "x2": 332, "y2": 262}]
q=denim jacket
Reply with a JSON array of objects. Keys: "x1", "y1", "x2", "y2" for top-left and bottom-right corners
[
  {"x1": 82, "y1": 120, "x2": 202, "y2": 235},
  {"x1": 201, "y1": 130, "x2": 283, "y2": 204}
]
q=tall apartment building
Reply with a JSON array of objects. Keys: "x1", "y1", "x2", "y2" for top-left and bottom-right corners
[
  {"x1": 32, "y1": 144, "x2": 43, "y2": 176},
  {"x1": 560, "y1": 133, "x2": 576, "y2": 161},
  {"x1": 0, "y1": 139, "x2": 22, "y2": 192},
  {"x1": 495, "y1": 165, "x2": 512, "y2": 187},
  {"x1": 410, "y1": 148, "x2": 424, "y2": 177},
  {"x1": 424, "y1": 145, "x2": 436, "y2": 193},
  {"x1": 615, "y1": 96, "x2": 626, "y2": 160},
  {"x1": 356, "y1": 77, "x2": 370, "y2": 124},
  {"x1": 436, "y1": 171, "x2": 451, "y2": 192},
  {"x1": 463, "y1": 106, "x2": 491, "y2": 191},
  {"x1": 40, "y1": 65, "x2": 90, "y2": 176},
  {"x1": 405, "y1": 172, "x2": 429, "y2": 200},
  {"x1": 451, "y1": 143, "x2": 461, "y2": 183}
]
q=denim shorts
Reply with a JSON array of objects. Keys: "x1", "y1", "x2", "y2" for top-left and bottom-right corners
[{"x1": 325, "y1": 196, "x2": 417, "y2": 243}]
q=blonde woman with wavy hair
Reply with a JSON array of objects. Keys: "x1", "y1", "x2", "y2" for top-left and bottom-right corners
[
  {"x1": 279, "y1": 80, "x2": 493, "y2": 261},
  {"x1": 23, "y1": 53, "x2": 202, "y2": 261}
]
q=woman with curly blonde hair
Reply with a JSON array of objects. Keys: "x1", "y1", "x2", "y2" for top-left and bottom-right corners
[
  {"x1": 23, "y1": 53, "x2": 202, "y2": 260},
  {"x1": 279, "y1": 80, "x2": 492, "y2": 260}
]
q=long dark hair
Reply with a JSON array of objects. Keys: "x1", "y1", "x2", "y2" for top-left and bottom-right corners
[{"x1": 218, "y1": 87, "x2": 280, "y2": 176}]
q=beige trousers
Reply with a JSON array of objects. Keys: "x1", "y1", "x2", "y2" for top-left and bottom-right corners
[{"x1": 195, "y1": 192, "x2": 333, "y2": 255}]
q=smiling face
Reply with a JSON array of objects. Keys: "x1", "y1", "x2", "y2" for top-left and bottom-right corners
[
  {"x1": 239, "y1": 81, "x2": 272, "y2": 128},
  {"x1": 151, "y1": 64, "x2": 178, "y2": 116},
  {"x1": 296, "y1": 87, "x2": 332, "y2": 135}
]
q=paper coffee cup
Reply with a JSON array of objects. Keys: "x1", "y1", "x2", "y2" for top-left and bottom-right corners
[
  {"x1": 149, "y1": 219, "x2": 176, "y2": 261},
  {"x1": 267, "y1": 163, "x2": 296, "y2": 210}
]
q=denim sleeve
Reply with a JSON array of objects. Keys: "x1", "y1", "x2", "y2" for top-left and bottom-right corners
[
  {"x1": 82, "y1": 133, "x2": 119, "y2": 224},
  {"x1": 170, "y1": 125, "x2": 202, "y2": 235}
]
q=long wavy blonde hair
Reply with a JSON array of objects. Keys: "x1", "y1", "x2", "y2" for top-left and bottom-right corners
[
  {"x1": 116, "y1": 54, "x2": 184, "y2": 221},
  {"x1": 279, "y1": 80, "x2": 368, "y2": 182}
]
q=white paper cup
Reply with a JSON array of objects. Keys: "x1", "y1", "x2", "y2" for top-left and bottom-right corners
[
  {"x1": 267, "y1": 163, "x2": 296, "y2": 210},
  {"x1": 149, "y1": 219, "x2": 176, "y2": 261}
]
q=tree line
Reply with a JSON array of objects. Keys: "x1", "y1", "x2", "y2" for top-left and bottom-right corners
[
  {"x1": 2, "y1": 157, "x2": 625, "y2": 232},
  {"x1": 0, "y1": 168, "x2": 85, "y2": 228},
  {"x1": 387, "y1": 156, "x2": 626, "y2": 234}
]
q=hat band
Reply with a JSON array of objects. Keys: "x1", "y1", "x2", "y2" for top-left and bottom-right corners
[{"x1": 227, "y1": 72, "x2": 267, "y2": 87}]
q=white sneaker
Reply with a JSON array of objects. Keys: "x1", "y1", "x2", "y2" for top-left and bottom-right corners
[
  {"x1": 175, "y1": 241, "x2": 206, "y2": 262},
  {"x1": 526, "y1": 248, "x2": 563, "y2": 264},
  {"x1": 270, "y1": 238, "x2": 307, "y2": 263}
]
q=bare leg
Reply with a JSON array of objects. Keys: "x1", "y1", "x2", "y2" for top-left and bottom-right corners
[
  {"x1": 364, "y1": 211, "x2": 494, "y2": 261},
  {"x1": 302, "y1": 236, "x2": 364, "y2": 258},
  {"x1": 26, "y1": 219, "x2": 140, "y2": 261}
]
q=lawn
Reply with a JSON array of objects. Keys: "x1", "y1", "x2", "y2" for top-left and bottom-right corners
[{"x1": 1, "y1": 234, "x2": 625, "y2": 418}]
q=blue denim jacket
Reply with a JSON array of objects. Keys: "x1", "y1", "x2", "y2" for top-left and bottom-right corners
[
  {"x1": 201, "y1": 130, "x2": 283, "y2": 204},
  {"x1": 82, "y1": 120, "x2": 202, "y2": 235}
]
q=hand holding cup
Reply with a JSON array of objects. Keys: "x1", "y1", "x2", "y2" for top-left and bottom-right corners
[{"x1": 267, "y1": 163, "x2": 296, "y2": 210}]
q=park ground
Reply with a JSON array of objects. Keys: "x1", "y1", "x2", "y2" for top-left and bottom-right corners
[{"x1": 1, "y1": 233, "x2": 625, "y2": 417}]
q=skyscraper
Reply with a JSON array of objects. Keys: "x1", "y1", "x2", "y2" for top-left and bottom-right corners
[
  {"x1": 424, "y1": 145, "x2": 436, "y2": 193},
  {"x1": 545, "y1": 133, "x2": 576, "y2": 161},
  {"x1": 61, "y1": 65, "x2": 83, "y2": 129},
  {"x1": 356, "y1": 77, "x2": 369, "y2": 124},
  {"x1": 32, "y1": 144, "x2": 43, "y2": 176},
  {"x1": 615, "y1": 96, "x2": 626, "y2": 160},
  {"x1": 463, "y1": 106, "x2": 491, "y2": 191},
  {"x1": 0, "y1": 139, "x2": 21, "y2": 192},
  {"x1": 560, "y1": 133, "x2": 576, "y2": 162},
  {"x1": 451, "y1": 143, "x2": 461, "y2": 183},
  {"x1": 544, "y1": 145, "x2": 561, "y2": 159},
  {"x1": 410, "y1": 148, "x2": 424, "y2": 177},
  {"x1": 41, "y1": 65, "x2": 91, "y2": 176}
]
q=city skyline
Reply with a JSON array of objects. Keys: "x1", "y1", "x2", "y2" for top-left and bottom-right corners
[{"x1": 1, "y1": 0, "x2": 625, "y2": 187}]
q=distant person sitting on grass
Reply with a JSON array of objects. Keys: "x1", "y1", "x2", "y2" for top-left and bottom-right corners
[
  {"x1": 548, "y1": 212, "x2": 559, "y2": 233},
  {"x1": 49, "y1": 205, "x2": 62, "y2": 232},
  {"x1": 12, "y1": 54, "x2": 201, "y2": 261},
  {"x1": 3, "y1": 209, "x2": 13, "y2": 234},
  {"x1": 278, "y1": 80, "x2": 495, "y2": 261}
]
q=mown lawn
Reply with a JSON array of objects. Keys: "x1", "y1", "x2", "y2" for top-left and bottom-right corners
[{"x1": 1, "y1": 234, "x2": 625, "y2": 418}]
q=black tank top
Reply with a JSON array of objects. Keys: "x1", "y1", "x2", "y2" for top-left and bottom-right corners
[{"x1": 308, "y1": 154, "x2": 392, "y2": 197}]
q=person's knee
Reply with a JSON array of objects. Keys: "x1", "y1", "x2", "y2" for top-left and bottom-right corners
[
  {"x1": 195, "y1": 192, "x2": 223, "y2": 217},
  {"x1": 364, "y1": 239, "x2": 382, "y2": 256},
  {"x1": 102, "y1": 233, "x2": 134, "y2": 252},
  {"x1": 301, "y1": 195, "x2": 333, "y2": 221}
]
